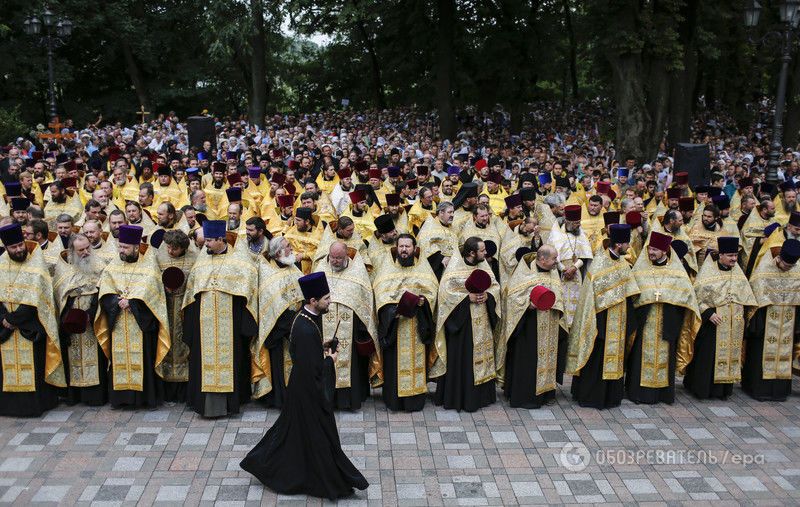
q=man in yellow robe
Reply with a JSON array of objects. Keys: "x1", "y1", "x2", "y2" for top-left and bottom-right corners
[
  {"x1": 155, "y1": 229, "x2": 197, "y2": 402},
  {"x1": 678, "y1": 236, "x2": 756, "y2": 400},
  {"x1": 182, "y1": 220, "x2": 259, "y2": 417},
  {"x1": 315, "y1": 241, "x2": 382, "y2": 410},
  {"x1": 0, "y1": 224, "x2": 66, "y2": 416},
  {"x1": 568, "y1": 224, "x2": 640, "y2": 409},
  {"x1": 626, "y1": 231, "x2": 699, "y2": 405},
  {"x1": 372, "y1": 234, "x2": 438, "y2": 412},
  {"x1": 430, "y1": 236, "x2": 501, "y2": 412},
  {"x1": 743, "y1": 239, "x2": 800, "y2": 401},
  {"x1": 95, "y1": 225, "x2": 171, "y2": 408},
  {"x1": 283, "y1": 207, "x2": 323, "y2": 274},
  {"x1": 54, "y1": 233, "x2": 108, "y2": 406}
]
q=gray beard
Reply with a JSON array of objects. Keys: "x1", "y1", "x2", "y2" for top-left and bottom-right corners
[
  {"x1": 70, "y1": 253, "x2": 102, "y2": 280},
  {"x1": 332, "y1": 262, "x2": 347, "y2": 273},
  {"x1": 278, "y1": 253, "x2": 296, "y2": 265},
  {"x1": 195, "y1": 204, "x2": 208, "y2": 212},
  {"x1": 788, "y1": 231, "x2": 800, "y2": 240}
]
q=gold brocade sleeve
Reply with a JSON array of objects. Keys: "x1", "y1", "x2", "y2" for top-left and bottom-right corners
[
  {"x1": 0, "y1": 248, "x2": 66, "y2": 387},
  {"x1": 94, "y1": 249, "x2": 172, "y2": 376}
]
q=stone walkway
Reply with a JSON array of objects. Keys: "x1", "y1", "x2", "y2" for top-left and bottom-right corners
[{"x1": 1, "y1": 379, "x2": 800, "y2": 505}]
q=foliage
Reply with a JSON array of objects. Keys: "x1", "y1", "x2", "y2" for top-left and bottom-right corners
[
  {"x1": 0, "y1": 106, "x2": 28, "y2": 144},
  {"x1": 0, "y1": 0, "x2": 793, "y2": 155}
]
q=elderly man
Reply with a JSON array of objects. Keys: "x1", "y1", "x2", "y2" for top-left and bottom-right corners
[
  {"x1": 54, "y1": 233, "x2": 108, "y2": 406},
  {"x1": 431, "y1": 236, "x2": 501, "y2": 412},
  {"x1": 0, "y1": 223, "x2": 65, "y2": 416},
  {"x1": 95, "y1": 225, "x2": 170, "y2": 408},
  {"x1": 253, "y1": 236, "x2": 304, "y2": 408},
  {"x1": 313, "y1": 216, "x2": 370, "y2": 270},
  {"x1": 497, "y1": 244, "x2": 567, "y2": 408},
  {"x1": 373, "y1": 234, "x2": 438, "y2": 411},
  {"x1": 314, "y1": 241, "x2": 381, "y2": 410},
  {"x1": 182, "y1": 220, "x2": 258, "y2": 417}
]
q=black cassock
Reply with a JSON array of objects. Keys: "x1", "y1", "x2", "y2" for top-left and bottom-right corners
[
  {"x1": 571, "y1": 298, "x2": 638, "y2": 409},
  {"x1": 504, "y1": 307, "x2": 569, "y2": 409},
  {"x1": 332, "y1": 314, "x2": 371, "y2": 411},
  {"x1": 241, "y1": 307, "x2": 368, "y2": 500},
  {"x1": 683, "y1": 308, "x2": 733, "y2": 400},
  {"x1": 0, "y1": 303, "x2": 60, "y2": 417},
  {"x1": 377, "y1": 301, "x2": 434, "y2": 412},
  {"x1": 427, "y1": 252, "x2": 446, "y2": 281},
  {"x1": 434, "y1": 296, "x2": 498, "y2": 412},
  {"x1": 100, "y1": 295, "x2": 164, "y2": 408},
  {"x1": 625, "y1": 303, "x2": 685, "y2": 405},
  {"x1": 259, "y1": 308, "x2": 295, "y2": 408},
  {"x1": 183, "y1": 293, "x2": 257, "y2": 417},
  {"x1": 60, "y1": 294, "x2": 108, "y2": 406},
  {"x1": 741, "y1": 306, "x2": 799, "y2": 401}
]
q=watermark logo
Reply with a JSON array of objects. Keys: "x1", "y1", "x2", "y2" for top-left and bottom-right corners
[
  {"x1": 557, "y1": 443, "x2": 765, "y2": 470},
  {"x1": 559, "y1": 442, "x2": 591, "y2": 472}
]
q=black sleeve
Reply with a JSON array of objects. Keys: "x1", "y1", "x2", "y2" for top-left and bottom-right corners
[
  {"x1": 128, "y1": 299, "x2": 160, "y2": 334},
  {"x1": 377, "y1": 305, "x2": 398, "y2": 349},
  {"x1": 100, "y1": 294, "x2": 122, "y2": 329},
  {"x1": 417, "y1": 300, "x2": 435, "y2": 345},
  {"x1": 556, "y1": 326, "x2": 569, "y2": 384},
  {"x1": 427, "y1": 251, "x2": 445, "y2": 280},
  {"x1": 444, "y1": 298, "x2": 470, "y2": 335},
  {"x1": 701, "y1": 307, "x2": 716, "y2": 322},
  {"x1": 182, "y1": 299, "x2": 198, "y2": 347},
  {"x1": 0, "y1": 304, "x2": 43, "y2": 342},
  {"x1": 486, "y1": 293, "x2": 499, "y2": 330},
  {"x1": 264, "y1": 309, "x2": 295, "y2": 350},
  {"x1": 624, "y1": 297, "x2": 639, "y2": 338}
]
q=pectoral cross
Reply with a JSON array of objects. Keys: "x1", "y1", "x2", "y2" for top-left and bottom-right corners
[
  {"x1": 653, "y1": 290, "x2": 662, "y2": 302},
  {"x1": 136, "y1": 105, "x2": 150, "y2": 123}
]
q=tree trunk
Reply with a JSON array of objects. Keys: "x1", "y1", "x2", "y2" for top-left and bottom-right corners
[
  {"x1": 355, "y1": 21, "x2": 387, "y2": 110},
  {"x1": 119, "y1": 39, "x2": 150, "y2": 113},
  {"x1": 609, "y1": 54, "x2": 650, "y2": 161},
  {"x1": 562, "y1": 0, "x2": 579, "y2": 99},
  {"x1": 784, "y1": 56, "x2": 800, "y2": 148},
  {"x1": 666, "y1": 0, "x2": 699, "y2": 150},
  {"x1": 248, "y1": 0, "x2": 267, "y2": 127},
  {"x1": 436, "y1": 0, "x2": 457, "y2": 140}
]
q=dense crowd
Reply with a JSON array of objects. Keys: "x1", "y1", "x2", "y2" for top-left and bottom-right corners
[{"x1": 0, "y1": 102, "x2": 798, "y2": 420}]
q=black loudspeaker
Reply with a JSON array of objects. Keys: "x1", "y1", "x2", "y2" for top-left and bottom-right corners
[
  {"x1": 187, "y1": 116, "x2": 216, "y2": 151},
  {"x1": 674, "y1": 143, "x2": 711, "y2": 188}
]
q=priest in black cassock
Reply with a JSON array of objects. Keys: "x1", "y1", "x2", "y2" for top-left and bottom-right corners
[
  {"x1": 95, "y1": 225, "x2": 171, "y2": 408},
  {"x1": 626, "y1": 231, "x2": 699, "y2": 405},
  {"x1": 241, "y1": 272, "x2": 369, "y2": 500},
  {"x1": 372, "y1": 234, "x2": 438, "y2": 412},
  {"x1": 678, "y1": 237, "x2": 756, "y2": 400},
  {"x1": 431, "y1": 236, "x2": 501, "y2": 412},
  {"x1": 568, "y1": 224, "x2": 640, "y2": 409},
  {"x1": 497, "y1": 244, "x2": 566, "y2": 408},
  {"x1": 743, "y1": 239, "x2": 800, "y2": 401},
  {"x1": 0, "y1": 223, "x2": 66, "y2": 416},
  {"x1": 182, "y1": 220, "x2": 259, "y2": 417}
]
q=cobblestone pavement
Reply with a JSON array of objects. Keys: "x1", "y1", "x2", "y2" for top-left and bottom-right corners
[{"x1": 1, "y1": 379, "x2": 800, "y2": 506}]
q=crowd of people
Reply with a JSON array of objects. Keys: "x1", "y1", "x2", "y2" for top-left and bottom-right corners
[{"x1": 0, "y1": 103, "x2": 798, "y2": 423}]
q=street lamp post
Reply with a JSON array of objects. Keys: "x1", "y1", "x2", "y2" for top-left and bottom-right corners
[
  {"x1": 744, "y1": 0, "x2": 800, "y2": 184},
  {"x1": 22, "y1": 8, "x2": 72, "y2": 122}
]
